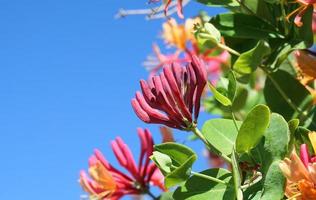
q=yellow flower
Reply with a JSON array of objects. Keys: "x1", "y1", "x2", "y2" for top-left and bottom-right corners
[{"x1": 162, "y1": 17, "x2": 201, "y2": 50}]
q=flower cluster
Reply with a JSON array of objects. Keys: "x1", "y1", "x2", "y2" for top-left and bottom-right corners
[
  {"x1": 280, "y1": 132, "x2": 316, "y2": 199},
  {"x1": 143, "y1": 17, "x2": 229, "y2": 84},
  {"x1": 80, "y1": 128, "x2": 164, "y2": 199},
  {"x1": 132, "y1": 55, "x2": 207, "y2": 130}
]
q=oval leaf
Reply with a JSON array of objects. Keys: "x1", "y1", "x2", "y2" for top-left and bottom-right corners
[{"x1": 236, "y1": 104, "x2": 270, "y2": 153}]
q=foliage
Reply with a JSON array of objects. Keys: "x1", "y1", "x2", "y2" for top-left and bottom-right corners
[{"x1": 80, "y1": 0, "x2": 316, "y2": 199}]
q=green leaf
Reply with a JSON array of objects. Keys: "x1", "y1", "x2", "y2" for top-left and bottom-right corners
[
  {"x1": 233, "y1": 40, "x2": 271, "y2": 75},
  {"x1": 260, "y1": 161, "x2": 286, "y2": 200},
  {"x1": 150, "y1": 151, "x2": 172, "y2": 174},
  {"x1": 236, "y1": 104, "x2": 270, "y2": 153},
  {"x1": 173, "y1": 168, "x2": 235, "y2": 200},
  {"x1": 195, "y1": 23, "x2": 221, "y2": 47},
  {"x1": 264, "y1": 70, "x2": 313, "y2": 121},
  {"x1": 259, "y1": 113, "x2": 290, "y2": 199},
  {"x1": 231, "y1": 149, "x2": 243, "y2": 200},
  {"x1": 227, "y1": 71, "x2": 237, "y2": 102},
  {"x1": 202, "y1": 118, "x2": 242, "y2": 156},
  {"x1": 159, "y1": 192, "x2": 174, "y2": 200},
  {"x1": 209, "y1": 83, "x2": 232, "y2": 106},
  {"x1": 210, "y1": 13, "x2": 282, "y2": 39},
  {"x1": 261, "y1": 113, "x2": 290, "y2": 162},
  {"x1": 196, "y1": 0, "x2": 240, "y2": 11},
  {"x1": 152, "y1": 143, "x2": 197, "y2": 188},
  {"x1": 295, "y1": 5, "x2": 314, "y2": 48}
]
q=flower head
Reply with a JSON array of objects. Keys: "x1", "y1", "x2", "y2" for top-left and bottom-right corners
[
  {"x1": 80, "y1": 128, "x2": 165, "y2": 199},
  {"x1": 132, "y1": 54, "x2": 207, "y2": 130},
  {"x1": 279, "y1": 132, "x2": 316, "y2": 199},
  {"x1": 162, "y1": 17, "x2": 201, "y2": 50},
  {"x1": 287, "y1": 0, "x2": 316, "y2": 27}
]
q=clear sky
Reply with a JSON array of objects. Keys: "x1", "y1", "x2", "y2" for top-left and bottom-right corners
[{"x1": 0, "y1": 1, "x2": 223, "y2": 199}]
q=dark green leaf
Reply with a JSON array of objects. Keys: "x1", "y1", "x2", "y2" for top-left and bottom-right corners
[
  {"x1": 210, "y1": 13, "x2": 282, "y2": 39},
  {"x1": 264, "y1": 70, "x2": 313, "y2": 121}
]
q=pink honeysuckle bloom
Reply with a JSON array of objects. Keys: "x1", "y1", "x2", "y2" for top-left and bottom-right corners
[
  {"x1": 144, "y1": 45, "x2": 228, "y2": 84},
  {"x1": 132, "y1": 54, "x2": 207, "y2": 130},
  {"x1": 287, "y1": 0, "x2": 316, "y2": 27},
  {"x1": 279, "y1": 133, "x2": 316, "y2": 199},
  {"x1": 79, "y1": 128, "x2": 165, "y2": 200},
  {"x1": 164, "y1": 0, "x2": 184, "y2": 19}
]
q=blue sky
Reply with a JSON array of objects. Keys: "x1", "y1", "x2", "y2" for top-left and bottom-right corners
[{"x1": 0, "y1": 1, "x2": 223, "y2": 199}]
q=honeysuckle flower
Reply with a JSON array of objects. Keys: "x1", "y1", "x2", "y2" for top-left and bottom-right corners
[
  {"x1": 279, "y1": 132, "x2": 316, "y2": 199},
  {"x1": 80, "y1": 128, "x2": 165, "y2": 200},
  {"x1": 132, "y1": 55, "x2": 207, "y2": 130},
  {"x1": 287, "y1": 0, "x2": 316, "y2": 27},
  {"x1": 295, "y1": 50, "x2": 316, "y2": 104},
  {"x1": 162, "y1": 17, "x2": 201, "y2": 50},
  {"x1": 164, "y1": 0, "x2": 184, "y2": 19}
]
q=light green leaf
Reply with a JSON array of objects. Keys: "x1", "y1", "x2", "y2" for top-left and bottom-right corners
[
  {"x1": 152, "y1": 143, "x2": 197, "y2": 188},
  {"x1": 202, "y1": 118, "x2": 241, "y2": 156},
  {"x1": 227, "y1": 71, "x2": 237, "y2": 102},
  {"x1": 231, "y1": 149, "x2": 243, "y2": 200},
  {"x1": 173, "y1": 168, "x2": 235, "y2": 200},
  {"x1": 233, "y1": 40, "x2": 271, "y2": 75},
  {"x1": 236, "y1": 104, "x2": 270, "y2": 153},
  {"x1": 209, "y1": 83, "x2": 232, "y2": 106}
]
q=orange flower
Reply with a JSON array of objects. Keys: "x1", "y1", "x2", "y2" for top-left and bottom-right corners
[
  {"x1": 80, "y1": 128, "x2": 165, "y2": 200},
  {"x1": 279, "y1": 132, "x2": 316, "y2": 199},
  {"x1": 162, "y1": 17, "x2": 201, "y2": 50},
  {"x1": 287, "y1": 0, "x2": 316, "y2": 27},
  {"x1": 295, "y1": 50, "x2": 316, "y2": 104}
]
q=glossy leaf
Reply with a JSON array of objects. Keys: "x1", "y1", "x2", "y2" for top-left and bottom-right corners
[
  {"x1": 209, "y1": 83, "x2": 232, "y2": 106},
  {"x1": 233, "y1": 40, "x2": 271, "y2": 75},
  {"x1": 202, "y1": 118, "x2": 241, "y2": 156},
  {"x1": 227, "y1": 71, "x2": 237, "y2": 102},
  {"x1": 236, "y1": 104, "x2": 270, "y2": 153},
  {"x1": 173, "y1": 168, "x2": 235, "y2": 200},
  {"x1": 264, "y1": 70, "x2": 313, "y2": 121},
  {"x1": 210, "y1": 13, "x2": 282, "y2": 39},
  {"x1": 152, "y1": 143, "x2": 197, "y2": 188}
]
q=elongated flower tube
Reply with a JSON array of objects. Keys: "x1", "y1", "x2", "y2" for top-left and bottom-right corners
[
  {"x1": 80, "y1": 128, "x2": 165, "y2": 200},
  {"x1": 132, "y1": 55, "x2": 207, "y2": 130}
]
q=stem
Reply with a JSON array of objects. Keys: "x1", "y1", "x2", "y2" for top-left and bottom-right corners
[
  {"x1": 240, "y1": 172, "x2": 262, "y2": 190},
  {"x1": 191, "y1": 171, "x2": 228, "y2": 185},
  {"x1": 191, "y1": 126, "x2": 232, "y2": 163},
  {"x1": 230, "y1": 106, "x2": 239, "y2": 132},
  {"x1": 262, "y1": 67, "x2": 302, "y2": 114},
  {"x1": 217, "y1": 43, "x2": 241, "y2": 56},
  {"x1": 280, "y1": 0, "x2": 289, "y2": 36}
]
